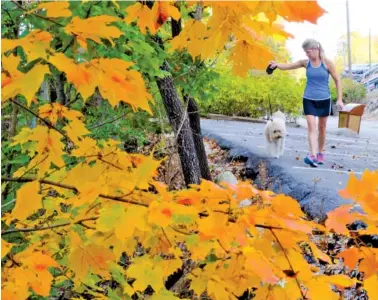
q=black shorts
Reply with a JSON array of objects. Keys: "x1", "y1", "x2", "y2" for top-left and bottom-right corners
[{"x1": 303, "y1": 98, "x2": 332, "y2": 117}]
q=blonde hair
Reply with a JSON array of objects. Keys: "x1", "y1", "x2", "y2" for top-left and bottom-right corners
[{"x1": 302, "y1": 38, "x2": 327, "y2": 66}]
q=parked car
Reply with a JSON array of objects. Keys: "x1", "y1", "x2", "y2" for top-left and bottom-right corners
[
  {"x1": 365, "y1": 73, "x2": 378, "y2": 91},
  {"x1": 360, "y1": 66, "x2": 378, "y2": 85}
]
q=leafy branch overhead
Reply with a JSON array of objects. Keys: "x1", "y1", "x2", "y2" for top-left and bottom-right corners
[{"x1": 1, "y1": 1, "x2": 377, "y2": 300}]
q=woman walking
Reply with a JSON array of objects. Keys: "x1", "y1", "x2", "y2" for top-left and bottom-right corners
[{"x1": 269, "y1": 39, "x2": 344, "y2": 167}]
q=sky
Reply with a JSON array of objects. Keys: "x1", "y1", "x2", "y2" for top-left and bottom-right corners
[{"x1": 283, "y1": 0, "x2": 377, "y2": 62}]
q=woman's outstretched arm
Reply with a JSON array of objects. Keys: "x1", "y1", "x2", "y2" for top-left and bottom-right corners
[{"x1": 270, "y1": 59, "x2": 307, "y2": 71}]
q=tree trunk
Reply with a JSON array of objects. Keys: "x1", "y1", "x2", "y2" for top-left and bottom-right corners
[
  {"x1": 55, "y1": 73, "x2": 66, "y2": 105},
  {"x1": 156, "y1": 62, "x2": 201, "y2": 186},
  {"x1": 184, "y1": 95, "x2": 212, "y2": 180},
  {"x1": 171, "y1": 4, "x2": 212, "y2": 180},
  {"x1": 9, "y1": 101, "x2": 18, "y2": 137}
]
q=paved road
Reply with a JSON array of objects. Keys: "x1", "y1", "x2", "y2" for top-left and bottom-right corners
[{"x1": 201, "y1": 116, "x2": 378, "y2": 218}]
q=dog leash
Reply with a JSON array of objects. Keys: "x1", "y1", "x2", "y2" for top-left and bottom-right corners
[{"x1": 266, "y1": 63, "x2": 276, "y2": 121}]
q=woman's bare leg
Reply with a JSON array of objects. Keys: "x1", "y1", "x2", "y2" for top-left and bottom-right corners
[
  {"x1": 306, "y1": 115, "x2": 317, "y2": 156},
  {"x1": 318, "y1": 116, "x2": 328, "y2": 153}
]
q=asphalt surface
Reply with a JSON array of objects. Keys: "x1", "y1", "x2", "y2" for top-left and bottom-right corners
[{"x1": 201, "y1": 116, "x2": 378, "y2": 219}]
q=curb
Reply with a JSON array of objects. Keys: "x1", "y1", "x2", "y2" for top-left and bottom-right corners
[
  {"x1": 202, "y1": 114, "x2": 267, "y2": 124},
  {"x1": 202, "y1": 114, "x2": 302, "y2": 128},
  {"x1": 202, "y1": 129, "x2": 353, "y2": 220}
]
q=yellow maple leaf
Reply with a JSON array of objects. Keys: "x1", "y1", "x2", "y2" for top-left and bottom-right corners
[
  {"x1": 69, "y1": 243, "x2": 115, "y2": 280},
  {"x1": 97, "y1": 204, "x2": 149, "y2": 240},
  {"x1": 126, "y1": 256, "x2": 165, "y2": 293},
  {"x1": 148, "y1": 201, "x2": 175, "y2": 227},
  {"x1": 207, "y1": 277, "x2": 233, "y2": 300},
  {"x1": 229, "y1": 39, "x2": 274, "y2": 77},
  {"x1": 71, "y1": 137, "x2": 99, "y2": 157},
  {"x1": 308, "y1": 241, "x2": 332, "y2": 264},
  {"x1": 1, "y1": 239, "x2": 14, "y2": 259},
  {"x1": 189, "y1": 264, "x2": 213, "y2": 296},
  {"x1": 65, "y1": 16, "x2": 122, "y2": 49},
  {"x1": 132, "y1": 152, "x2": 161, "y2": 189},
  {"x1": 39, "y1": 103, "x2": 82, "y2": 125},
  {"x1": 1, "y1": 55, "x2": 49, "y2": 105},
  {"x1": 2, "y1": 30, "x2": 52, "y2": 62},
  {"x1": 12, "y1": 181, "x2": 42, "y2": 220},
  {"x1": 30, "y1": 1, "x2": 71, "y2": 18},
  {"x1": 48, "y1": 53, "x2": 97, "y2": 100},
  {"x1": 26, "y1": 126, "x2": 65, "y2": 176},
  {"x1": 364, "y1": 275, "x2": 378, "y2": 300},
  {"x1": 63, "y1": 118, "x2": 90, "y2": 144},
  {"x1": 153, "y1": 254, "x2": 182, "y2": 279},
  {"x1": 125, "y1": 2, "x2": 156, "y2": 35},
  {"x1": 242, "y1": 246, "x2": 281, "y2": 284},
  {"x1": 2, "y1": 267, "x2": 31, "y2": 300},
  {"x1": 270, "y1": 194, "x2": 305, "y2": 218},
  {"x1": 170, "y1": 19, "x2": 208, "y2": 58}
]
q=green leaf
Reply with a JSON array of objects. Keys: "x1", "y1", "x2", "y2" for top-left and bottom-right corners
[{"x1": 185, "y1": 234, "x2": 199, "y2": 246}]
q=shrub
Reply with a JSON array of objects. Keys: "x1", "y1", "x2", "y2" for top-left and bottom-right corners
[
  {"x1": 330, "y1": 78, "x2": 367, "y2": 104},
  {"x1": 200, "y1": 69, "x2": 305, "y2": 118}
]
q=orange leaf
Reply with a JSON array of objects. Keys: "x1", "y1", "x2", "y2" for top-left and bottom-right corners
[
  {"x1": 1, "y1": 55, "x2": 49, "y2": 105},
  {"x1": 277, "y1": 1, "x2": 327, "y2": 24},
  {"x1": 359, "y1": 247, "x2": 378, "y2": 279},
  {"x1": 152, "y1": 1, "x2": 181, "y2": 30},
  {"x1": 30, "y1": 2, "x2": 71, "y2": 18},
  {"x1": 243, "y1": 246, "x2": 280, "y2": 284},
  {"x1": 271, "y1": 194, "x2": 305, "y2": 218},
  {"x1": 2, "y1": 30, "x2": 52, "y2": 62},
  {"x1": 125, "y1": 2, "x2": 156, "y2": 35},
  {"x1": 65, "y1": 16, "x2": 122, "y2": 49},
  {"x1": 325, "y1": 205, "x2": 359, "y2": 235},
  {"x1": 337, "y1": 247, "x2": 359, "y2": 270},
  {"x1": 39, "y1": 103, "x2": 82, "y2": 125},
  {"x1": 125, "y1": 1, "x2": 180, "y2": 35},
  {"x1": 69, "y1": 243, "x2": 115, "y2": 280},
  {"x1": 49, "y1": 53, "x2": 153, "y2": 113},
  {"x1": 12, "y1": 181, "x2": 42, "y2": 220}
]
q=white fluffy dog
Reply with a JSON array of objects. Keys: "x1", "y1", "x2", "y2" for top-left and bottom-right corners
[{"x1": 264, "y1": 111, "x2": 286, "y2": 159}]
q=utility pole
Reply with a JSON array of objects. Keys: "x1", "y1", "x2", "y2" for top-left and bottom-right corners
[
  {"x1": 346, "y1": 0, "x2": 352, "y2": 78},
  {"x1": 369, "y1": 28, "x2": 372, "y2": 69}
]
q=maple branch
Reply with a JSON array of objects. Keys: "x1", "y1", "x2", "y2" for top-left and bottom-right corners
[
  {"x1": 9, "y1": 99, "x2": 71, "y2": 142},
  {"x1": 169, "y1": 225, "x2": 193, "y2": 235},
  {"x1": 11, "y1": 0, "x2": 65, "y2": 27},
  {"x1": 217, "y1": 239, "x2": 229, "y2": 254},
  {"x1": 161, "y1": 228, "x2": 172, "y2": 247},
  {"x1": 88, "y1": 111, "x2": 129, "y2": 130},
  {"x1": 270, "y1": 229, "x2": 306, "y2": 300},
  {"x1": 2, "y1": 177, "x2": 148, "y2": 207},
  {"x1": 2, "y1": 217, "x2": 97, "y2": 235},
  {"x1": 98, "y1": 158, "x2": 123, "y2": 170},
  {"x1": 65, "y1": 93, "x2": 81, "y2": 107}
]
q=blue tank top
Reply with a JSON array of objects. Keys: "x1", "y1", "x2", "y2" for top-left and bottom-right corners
[{"x1": 303, "y1": 60, "x2": 330, "y2": 100}]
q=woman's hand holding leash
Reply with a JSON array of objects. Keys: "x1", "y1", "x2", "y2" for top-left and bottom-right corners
[{"x1": 266, "y1": 61, "x2": 278, "y2": 75}]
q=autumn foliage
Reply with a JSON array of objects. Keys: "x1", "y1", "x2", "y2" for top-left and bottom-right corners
[{"x1": 1, "y1": 1, "x2": 377, "y2": 299}]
